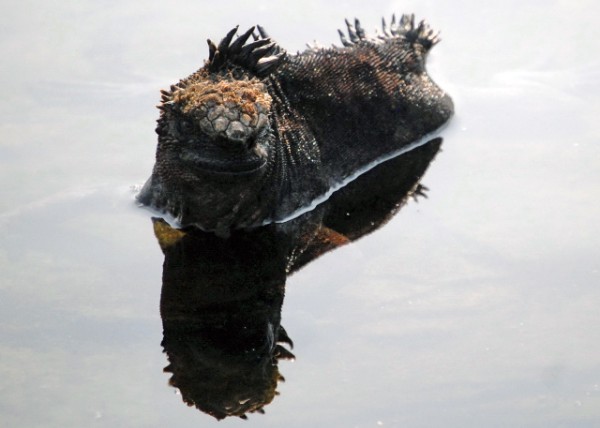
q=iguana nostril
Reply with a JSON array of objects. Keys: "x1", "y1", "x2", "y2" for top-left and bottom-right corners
[
  {"x1": 225, "y1": 121, "x2": 250, "y2": 143},
  {"x1": 246, "y1": 137, "x2": 257, "y2": 151}
]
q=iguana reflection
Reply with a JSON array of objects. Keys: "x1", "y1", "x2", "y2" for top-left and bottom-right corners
[{"x1": 153, "y1": 138, "x2": 442, "y2": 420}]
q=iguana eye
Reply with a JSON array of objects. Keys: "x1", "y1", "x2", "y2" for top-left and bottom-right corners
[{"x1": 178, "y1": 119, "x2": 193, "y2": 133}]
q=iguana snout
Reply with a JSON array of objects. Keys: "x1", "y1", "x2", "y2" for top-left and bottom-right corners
[{"x1": 174, "y1": 77, "x2": 272, "y2": 148}]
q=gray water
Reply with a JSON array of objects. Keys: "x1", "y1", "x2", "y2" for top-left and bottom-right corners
[{"x1": 1, "y1": 1, "x2": 599, "y2": 427}]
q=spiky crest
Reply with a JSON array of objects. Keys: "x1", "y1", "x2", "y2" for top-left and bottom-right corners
[
  {"x1": 206, "y1": 25, "x2": 287, "y2": 77},
  {"x1": 337, "y1": 13, "x2": 441, "y2": 50}
]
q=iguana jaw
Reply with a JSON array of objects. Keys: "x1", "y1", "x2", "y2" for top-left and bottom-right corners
[{"x1": 178, "y1": 141, "x2": 269, "y2": 175}]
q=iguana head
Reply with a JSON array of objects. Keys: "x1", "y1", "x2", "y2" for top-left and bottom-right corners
[
  {"x1": 153, "y1": 25, "x2": 285, "y2": 180},
  {"x1": 158, "y1": 73, "x2": 272, "y2": 175},
  {"x1": 137, "y1": 27, "x2": 288, "y2": 236},
  {"x1": 142, "y1": 73, "x2": 277, "y2": 236}
]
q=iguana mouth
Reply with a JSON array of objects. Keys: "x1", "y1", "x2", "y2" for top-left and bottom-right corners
[{"x1": 179, "y1": 145, "x2": 268, "y2": 175}]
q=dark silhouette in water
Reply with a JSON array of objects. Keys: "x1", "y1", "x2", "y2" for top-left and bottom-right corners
[{"x1": 154, "y1": 137, "x2": 442, "y2": 419}]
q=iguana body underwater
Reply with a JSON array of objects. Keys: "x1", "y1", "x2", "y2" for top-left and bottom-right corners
[{"x1": 138, "y1": 14, "x2": 454, "y2": 236}]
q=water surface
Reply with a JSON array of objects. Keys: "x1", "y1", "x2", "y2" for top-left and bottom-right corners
[{"x1": 1, "y1": 1, "x2": 599, "y2": 427}]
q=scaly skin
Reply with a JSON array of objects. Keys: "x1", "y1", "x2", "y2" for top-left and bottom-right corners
[{"x1": 138, "y1": 14, "x2": 453, "y2": 236}]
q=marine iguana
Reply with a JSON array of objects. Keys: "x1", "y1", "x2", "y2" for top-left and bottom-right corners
[{"x1": 138, "y1": 14, "x2": 453, "y2": 236}]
